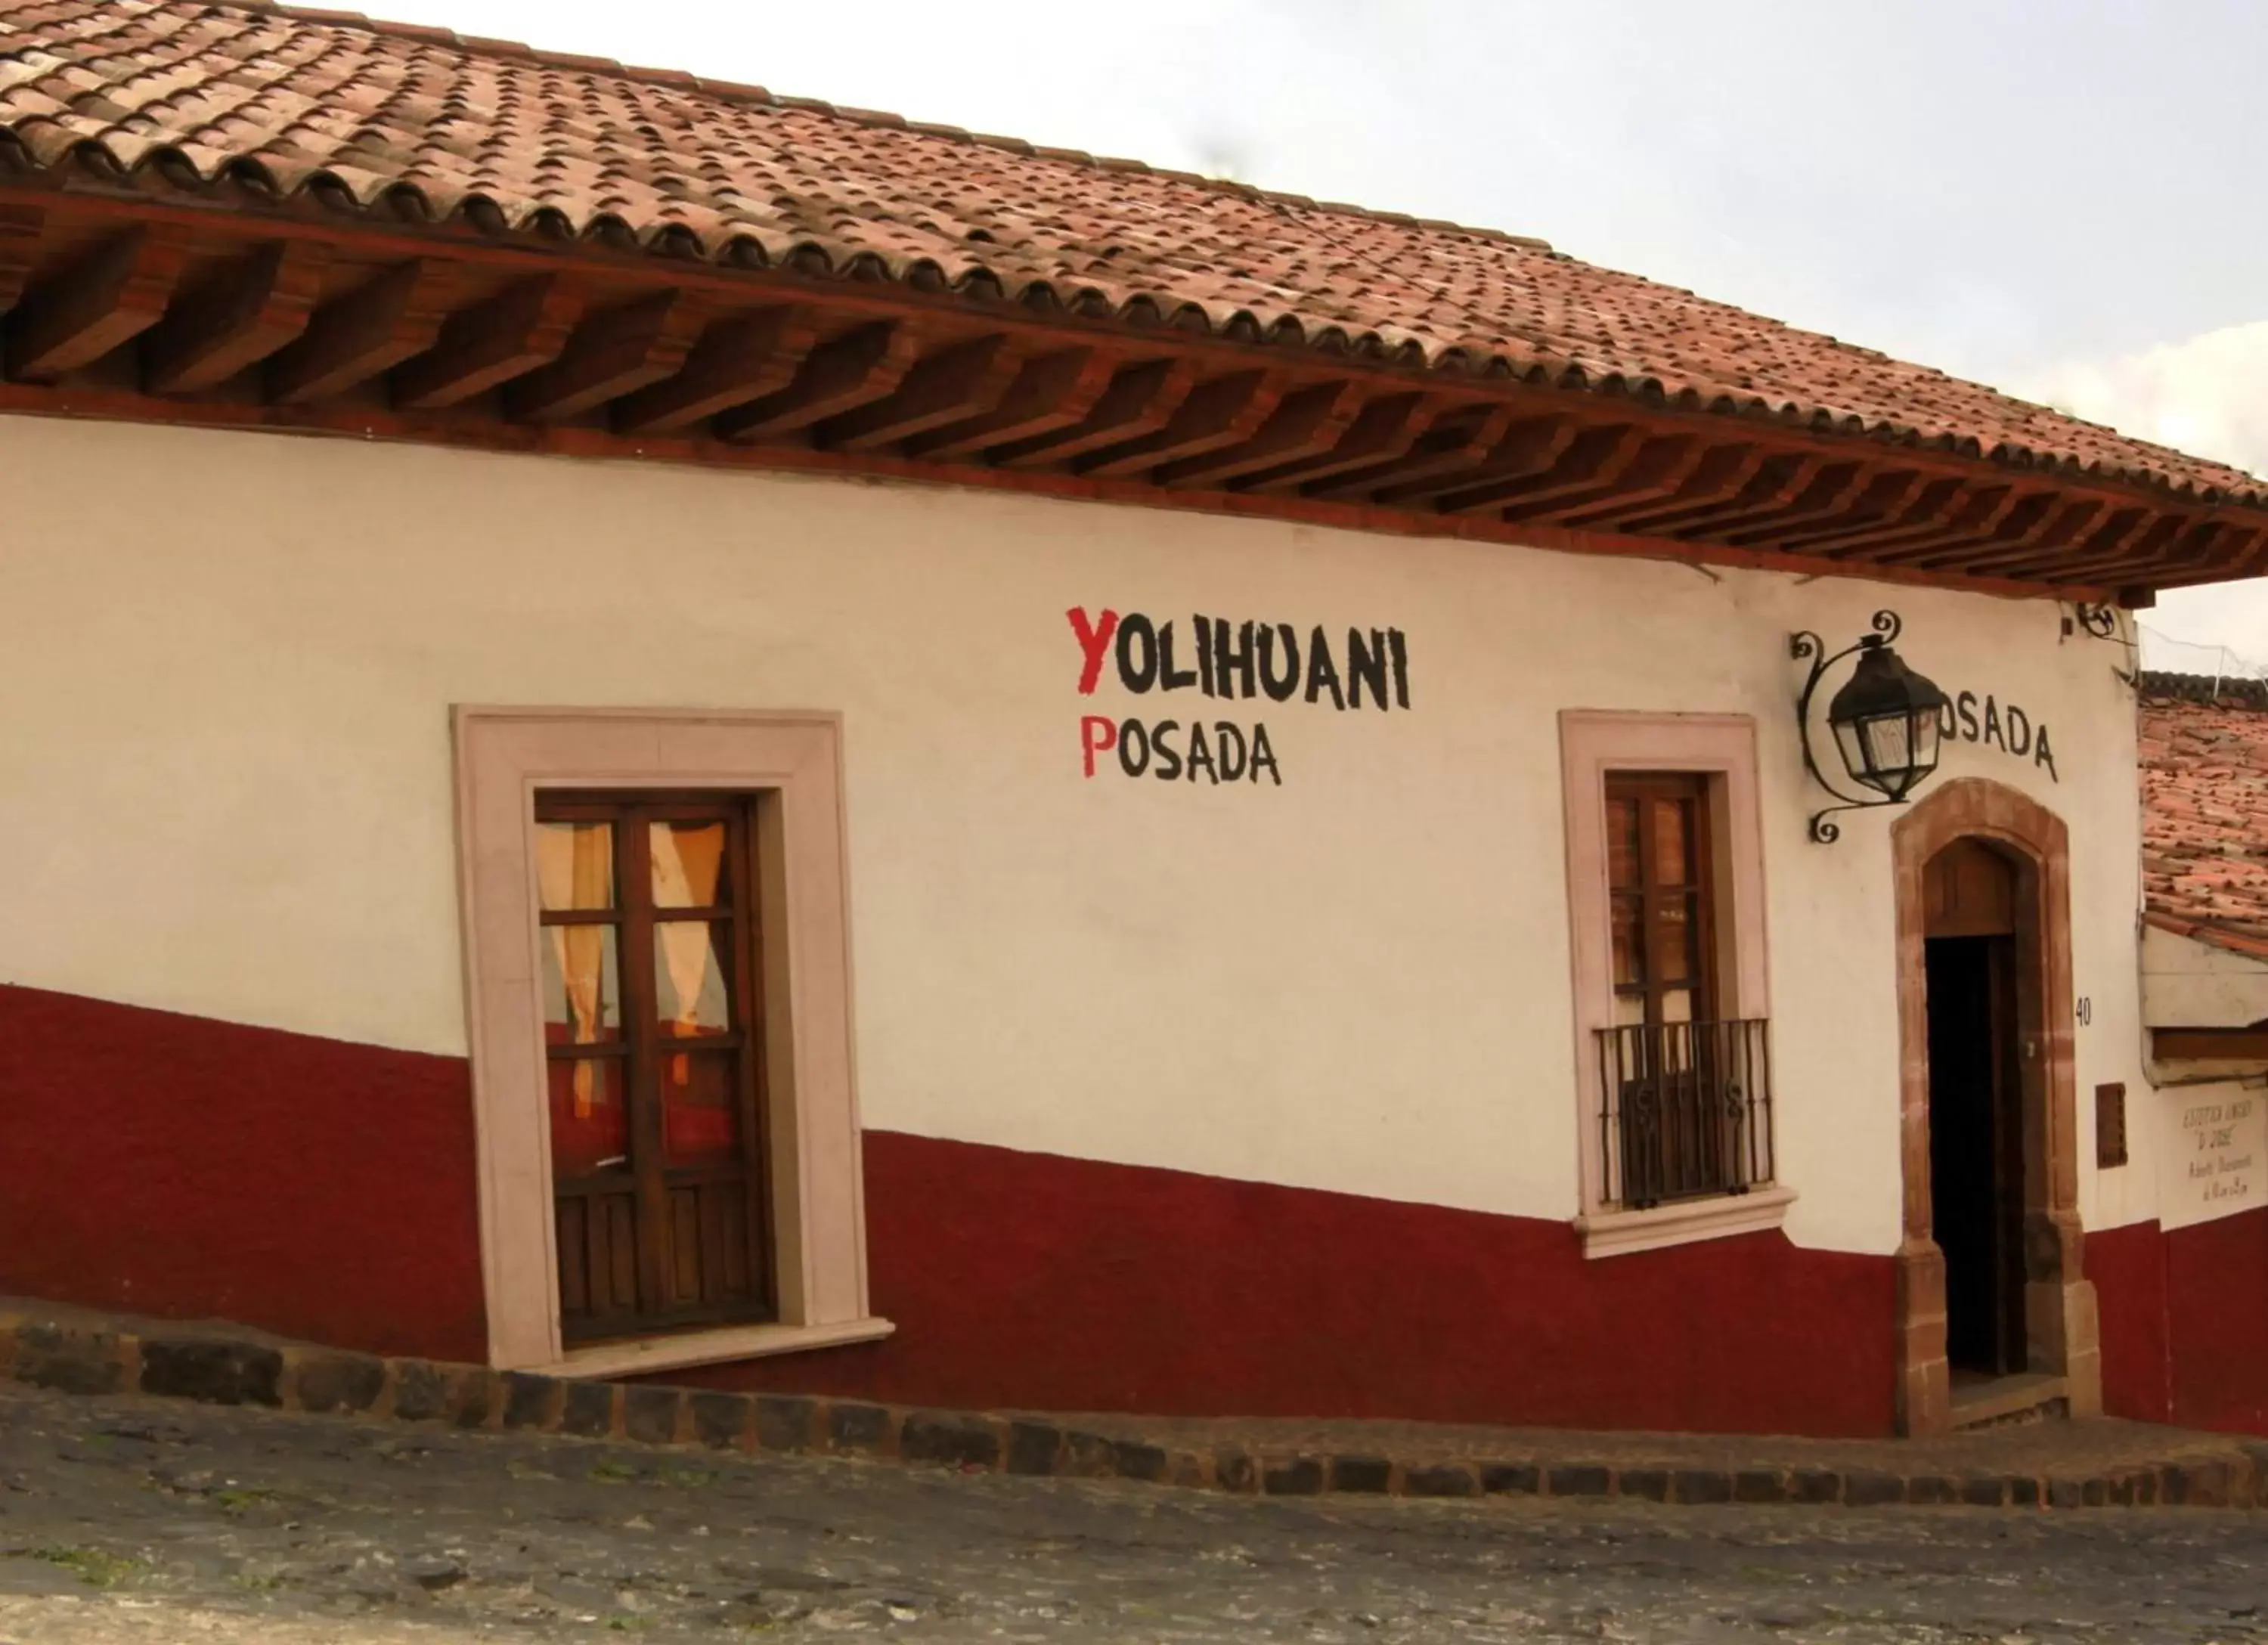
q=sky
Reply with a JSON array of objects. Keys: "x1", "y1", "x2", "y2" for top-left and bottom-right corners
[{"x1": 377, "y1": 0, "x2": 2268, "y2": 674}]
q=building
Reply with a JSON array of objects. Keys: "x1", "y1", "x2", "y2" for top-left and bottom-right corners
[
  {"x1": 2, "y1": 0, "x2": 2266, "y2": 1439},
  {"x1": 2112, "y1": 672, "x2": 2268, "y2": 1430}
]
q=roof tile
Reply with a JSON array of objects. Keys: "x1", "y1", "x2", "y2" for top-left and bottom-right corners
[
  {"x1": 0, "y1": 0, "x2": 2262, "y2": 502},
  {"x1": 2142, "y1": 675, "x2": 2268, "y2": 959}
]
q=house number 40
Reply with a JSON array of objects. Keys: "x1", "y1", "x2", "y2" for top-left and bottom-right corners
[{"x1": 2076, "y1": 997, "x2": 2092, "y2": 1026}]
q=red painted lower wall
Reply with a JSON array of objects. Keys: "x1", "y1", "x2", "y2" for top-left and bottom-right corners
[
  {"x1": 696, "y1": 1131, "x2": 1901, "y2": 1436},
  {"x1": 1, "y1": 984, "x2": 1902, "y2": 1435},
  {"x1": 0, "y1": 984, "x2": 488, "y2": 1362},
  {"x1": 2089, "y1": 1209, "x2": 2268, "y2": 1436},
  {"x1": 2167, "y1": 1207, "x2": 2268, "y2": 1433},
  {"x1": 2086, "y1": 1220, "x2": 2171, "y2": 1423}
]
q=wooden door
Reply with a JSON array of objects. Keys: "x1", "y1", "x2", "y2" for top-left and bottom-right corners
[
  {"x1": 1923, "y1": 838, "x2": 2027, "y2": 1376},
  {"x1": 536, "y1": 795, "x2": 774, "y2": 1344}
]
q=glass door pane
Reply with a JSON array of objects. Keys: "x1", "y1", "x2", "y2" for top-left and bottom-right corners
[
  {"x1": 537, "y1": 822, "x2": 615, "y2": 910},
  {"x1": 651, "y1": 819, "x2": 730, "y2": 907}
]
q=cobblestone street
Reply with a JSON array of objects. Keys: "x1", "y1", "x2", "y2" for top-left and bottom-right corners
[{"x1": 2, "y1": 1386, "x2": 2267, "y2": 1642}]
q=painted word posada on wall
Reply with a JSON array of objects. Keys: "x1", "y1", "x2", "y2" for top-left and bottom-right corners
[
  {"x1": 1067, "y1": 606, "x2": 1413, "y2": 786},
  {"x1": 1935, "y1": 683, "x2": 2059, "y2": 782}
]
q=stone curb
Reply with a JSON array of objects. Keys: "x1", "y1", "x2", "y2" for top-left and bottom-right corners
[{"x1": 5, "y1": 1309, "x2": 2263, "y2": 1510}]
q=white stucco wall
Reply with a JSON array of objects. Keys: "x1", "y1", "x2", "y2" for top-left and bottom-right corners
[
  {"x1": 2142, "y1": 924, "x2": 2268, "y2": 1029},
  {"x1": 0, "y1": 413, "x2": 2165, "y2": 1254}
]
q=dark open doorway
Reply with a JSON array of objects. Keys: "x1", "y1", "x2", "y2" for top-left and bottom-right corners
[{"x1": 1923, "y1": 838, "x2": 2028, "y2": 1380}]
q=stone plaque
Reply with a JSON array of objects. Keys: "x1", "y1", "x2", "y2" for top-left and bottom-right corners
[{"x1": 2161, "y1": 1087, "x2": 2265, "y2": 1230}]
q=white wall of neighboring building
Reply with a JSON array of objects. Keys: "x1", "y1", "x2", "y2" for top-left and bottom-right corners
[
  {"x1": 2135, "y1": 925, "x2": 2268, "y2": 1232},
  {"x1": 0, "y1": 412, "x2": 2164, "y2": 1256},
  {"x1": 2142, "y1": 924, "x2": 2268, "y2": 1028}
]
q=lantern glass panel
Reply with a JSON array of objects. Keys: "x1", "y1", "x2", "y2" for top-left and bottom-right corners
[
  {"x1": 1833, "y1": 717, "x2": 1870, "y2": 792},
  {"x1": 1865, "y1": 711, "x2": 1913, "y2": 781},
  {"x1": 1910, "y1": 706, "x2": 1943, "y2": 773}
]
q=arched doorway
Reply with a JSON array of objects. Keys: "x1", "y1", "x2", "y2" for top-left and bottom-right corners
[
  {"x1": 1891, "y1": 779, "x2": 2101, "y2": 1436},
  {"x1": 1923, "y1": 838, "x2": 2026, "y2": 1380}
]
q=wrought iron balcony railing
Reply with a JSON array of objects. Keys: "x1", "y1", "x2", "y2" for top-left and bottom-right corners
[{"x1": 1594, "y1": 1017, "x2": 1774, "y2": 1211}]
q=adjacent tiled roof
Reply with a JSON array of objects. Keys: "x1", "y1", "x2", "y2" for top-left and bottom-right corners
[
  {"x1": 2, "y1": 0, "x2": 2264, "y2": 508},
  {"x1": 2140, "y1": 672, "x2": 2268, "y2": 960}
]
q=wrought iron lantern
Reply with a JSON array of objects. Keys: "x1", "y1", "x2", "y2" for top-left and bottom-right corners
[{"x1": 1789, "y1": 611, "x2": 1948, "y2": 842}]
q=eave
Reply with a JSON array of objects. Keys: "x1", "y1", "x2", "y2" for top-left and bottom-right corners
[{"x1": 3, "y1": 171, "x2": 2261, "y2": 603}]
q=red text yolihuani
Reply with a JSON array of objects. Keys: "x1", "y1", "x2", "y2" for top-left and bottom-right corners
[{"x1": 1067, "y1": 606, "x2": 1412, "y2": 785}]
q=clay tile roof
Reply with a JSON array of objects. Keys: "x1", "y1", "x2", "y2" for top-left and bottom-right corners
[
  {"x1": 2, "y1": 0, "x2": 2263, "y2": 505},
  {"x1": 2140, "y1": 672, "x2": 2268, "y2": 961}
]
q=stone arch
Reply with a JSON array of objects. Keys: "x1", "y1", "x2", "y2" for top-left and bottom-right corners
[{"x1": 1891, "y1": 777, "x2": 2099, "y2": 1435}]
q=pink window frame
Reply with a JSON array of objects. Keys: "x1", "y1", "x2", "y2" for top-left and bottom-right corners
[
  {"x1": 452, "y1": 706, "x2": 888, "y2": 1374},
  {"x1": 1558, "y1": 711, "x2": 1784, "y2": 1253}
]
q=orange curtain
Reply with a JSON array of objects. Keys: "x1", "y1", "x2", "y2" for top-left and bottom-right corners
[{"x1": 651, "y1": 824, "x2": 729, "y2": 1086}]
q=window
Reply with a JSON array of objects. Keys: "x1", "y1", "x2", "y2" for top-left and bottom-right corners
[
  {"x1": 1606, "y1": 774, "x2": 1717, "y2": 1030},
  {"x1": 1559, "y1": 712, "x2": 1789, "y2": 1257},
  {"x1": 538, "y1": 795, "x2": 772, "y2": 1344},
  {"x1": 1598, "y1": 773, "x2": 1771, "y2": 1211},
  {"x1": 455, "y1": 708, "x2": 889, "y2": 1377}
]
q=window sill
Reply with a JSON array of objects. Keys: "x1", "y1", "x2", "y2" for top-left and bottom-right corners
[
  {"x1": 1575, "y1": 1184, "x2": 1798, "y2": 1259},
  {"x1": 536, "y1": 1317, "x2": 896, "y2": 1380}
]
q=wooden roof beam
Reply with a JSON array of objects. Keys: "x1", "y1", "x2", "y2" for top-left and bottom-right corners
[
  {"x1": 393, "y1": 274, "x2": 583, "y2": 410},
  {"x1": 714, "y1": 320, "x2": 922, "y2": 443},
  {"x1": 508, "y1": 289, "x2": 709, "y2": 423},
  {"x1": 987, "y1": 358, "x2": 1200, "y2": 469},
  {"x1": 2028, "y1": 507, "x2": 2257, "y2": 588},
  {"x1": 1357, "y1": 410, "x2": 1572, "y2": 507},
  {"x1": 0, "y1": 203, "x2": 45, "y2": 318},
  {"x1": 2045, "y1": 512, "x2": 2199, "y2": 584},
  {"x1": 5, "y1": 224, "x2": 192, "y2": 382},
  {"x1": 1608, "y1": 452, "x2": 1819, "y2": 537},
  {"x1": 899, "y1": 347, "x2": 1114, "y2": 462},
  {"x1": 1716, "y1": 469, "x2": 1919, "y2": 550},
  {"x1": 1074, "y1": 370, "x2": 1276, "y2": 479},
  {"x1": 2125, "y1": 521, "x2": 2229, "y2": 583},
  {"x1": 611, "y1": 306, "x2": 819, "y2": 436},
  {"x1": 2231, "y1": 531, "x2": 2268, "y2": 578},
  {"x1": 1554, "y1": 442, "x2": 1762, "y2": 532},
  {"x1": 1881, "y1": 494, "x2": 2060, "y2": 568},
  {"x1": 814, "y1": 333, "x2": 1024, "y2": 453},
  {"x1": 1963, "y1": 503, "x2": 2143, "y2": 578},
  {"x1": 1913, "y1": 498, "x2": 2102, "y2": 573},
  {"x1": 2068, "y1": 507, "x2": 2156, "y2": 568},
  {"x1": 1154, "y1": 379, "x2": 1365, "y2": 488},
  {"x1": 1819, "y1": 482, "x2": 2015, "y2": 559},
  {"x1": 1229, "y1": 392, "x2": 1430, "y2": 494},
  {"x1": 1491, "y1": 431, "x2": 1701, "y2": 522},
  {"x1": 1695, "y1": 463, "x2": 1867, "y2": 544},
  {"x1": 1301, "y1": 403, "x2": 1523, "y2": 501},
  {"x1": 1871, "y1": 491, "x2": 2059, "y2": 566},
  {"x1": 1774, "y1": 475, "x2": 1964, "y2": 555},
  {"x1": 2071, "y1": 513, "x2": 2188, "y2": 581},
  {"x1": 2174, "y1": 521, "x2": 2239, "y2": 573},
  {"x1": 1433, "y1": 423, "x2": 1642, "y2": 516},
  {"x1": 265, "y1": 258, "x2": 458, "y2": 404},
  {"x1": 2208, "y1": 526, "x2": 2268, "y2": 580},
  {"x1": 1373, "y1": 414, "x2": 1579, "y2": 507},
  {"x1": 142, "y1": 240, "x2": 333, "y2": 395},
  {"x1": 2028, "y1": 513, "x2": 2208, "y2": 585}
]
